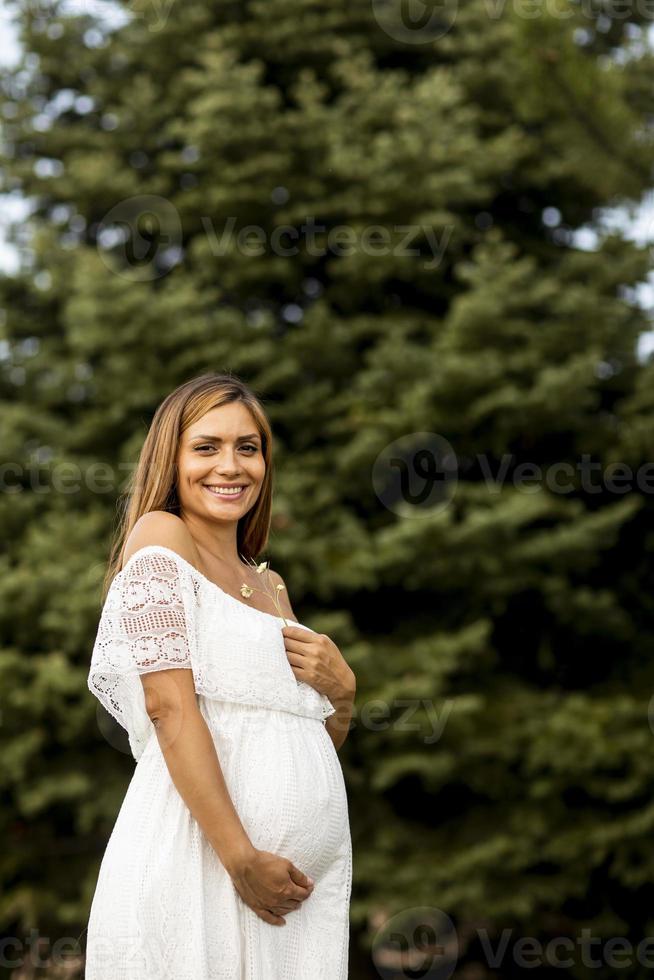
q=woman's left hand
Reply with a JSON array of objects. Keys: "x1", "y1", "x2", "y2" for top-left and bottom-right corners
[{"x1": 282, "y1": 626, "x2": 356, "y2": 704}]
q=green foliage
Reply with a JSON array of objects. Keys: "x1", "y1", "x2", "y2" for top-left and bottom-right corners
[{"x1": 2, "y1": 0, "x2": 654, "y2": 976}]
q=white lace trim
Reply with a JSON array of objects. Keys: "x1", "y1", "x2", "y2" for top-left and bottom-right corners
[{"x1": 88, "y1": 545, "x2": 336, "y2": 760}]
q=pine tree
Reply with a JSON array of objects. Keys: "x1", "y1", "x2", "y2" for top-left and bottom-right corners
[{"x1": 2, "y1": 0, "x2": 654, "y2": 976}]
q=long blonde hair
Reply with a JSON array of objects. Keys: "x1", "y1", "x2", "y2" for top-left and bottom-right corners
[{"x1": 101, "y1": 372, "x2": 274, "y2": 602}]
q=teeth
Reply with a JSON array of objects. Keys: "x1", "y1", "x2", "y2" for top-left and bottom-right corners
[{"x1": 204, "y1": 485, "x2": 245, "y2": 496}]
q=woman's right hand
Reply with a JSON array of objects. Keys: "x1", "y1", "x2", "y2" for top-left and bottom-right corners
[{"x1": 227, "y1": 847, "x2": 315, "y2": 926}]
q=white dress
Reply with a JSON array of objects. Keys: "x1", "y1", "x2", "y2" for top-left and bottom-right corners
[{"x1": 85, "y1": 544, "x2": 352, "y2": 980}]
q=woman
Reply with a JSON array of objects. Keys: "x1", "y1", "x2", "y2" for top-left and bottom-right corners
[{"x1": 85, "y1": 372, "x2": 355, "y2": 979}]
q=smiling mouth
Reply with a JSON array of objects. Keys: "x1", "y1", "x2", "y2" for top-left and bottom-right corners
[{"x1": 203, "y1": 484, "x2": 248, "y2": 499}]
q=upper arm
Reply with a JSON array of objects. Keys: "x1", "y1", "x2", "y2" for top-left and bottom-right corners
[
  {"x1": 268, "y1": 568, "x2": 298, "y2": 623},
  {"x1": 122, "y1": 512, "x2": 200, "y2": 719}
]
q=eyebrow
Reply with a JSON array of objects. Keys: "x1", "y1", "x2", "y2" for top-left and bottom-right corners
[{"x1": 189, "y1": 432, "x2": 261, "y2": 442}]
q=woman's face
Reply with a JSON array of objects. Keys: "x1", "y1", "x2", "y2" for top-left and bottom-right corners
[{"x1": 176, "y1": 402, "x2": 266, "y2": 522}]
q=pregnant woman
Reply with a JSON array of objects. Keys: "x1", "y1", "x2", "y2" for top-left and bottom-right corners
[{"x1": 85, "y1": 372, "x2": 355, "y2": 979}]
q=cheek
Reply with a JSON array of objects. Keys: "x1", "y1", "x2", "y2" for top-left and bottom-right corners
[
  {"x1": 177, "y1": 457, "x2": 206, "y2": 489},
  {"x1": 250, "y1": 457, "x2": 266, "y2": 484}
]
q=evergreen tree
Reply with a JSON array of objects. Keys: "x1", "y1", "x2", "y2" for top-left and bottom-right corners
[{"x1": 2, "y1": 0, "x2": 654, "y2": 976}]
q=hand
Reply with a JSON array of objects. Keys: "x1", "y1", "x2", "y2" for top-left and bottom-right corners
[
  {"x1": 282, "y1": 626, "x2": 356, "y2": 705},
  {"x1": 227, "y1": 847, "x2": 315, "y2": 927}
]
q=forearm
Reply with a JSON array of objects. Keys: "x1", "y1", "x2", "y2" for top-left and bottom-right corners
[
  {"x1": 324, "y1": 688, "x2": 355, "y2": 751},
  {"x1": 150, "y1": 704, "x2": 255, "y2": 875}
]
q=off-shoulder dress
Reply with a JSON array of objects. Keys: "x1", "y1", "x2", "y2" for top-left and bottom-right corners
[{"x1": 85, "y1": 544, "x2": 352, "y2": 980}]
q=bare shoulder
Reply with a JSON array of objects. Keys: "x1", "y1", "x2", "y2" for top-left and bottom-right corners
[
  {"x1": 121, "y1": 511, "x2": 199, "y2": 571},
  {"x1": 266, "y1": 567, "x2": 298, "y2": 623}
]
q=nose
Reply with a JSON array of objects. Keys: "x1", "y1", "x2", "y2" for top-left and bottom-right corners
[{"x1": 211, "y1": 446, "x2": 243, "y2": 476}]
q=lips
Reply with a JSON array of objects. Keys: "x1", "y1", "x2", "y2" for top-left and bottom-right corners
[{"x1": 203, "y1": 484, "x2": 248, "y2": 499}]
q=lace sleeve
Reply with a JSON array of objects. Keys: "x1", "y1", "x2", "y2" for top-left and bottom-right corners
[{"x1": 87, "y1": 547, "x2": 199, "y2": 761}]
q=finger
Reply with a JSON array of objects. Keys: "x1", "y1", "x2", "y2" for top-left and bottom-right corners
[
  {"x1": 285, "y1": 884, "x2": 311, "y2": 903},
  {"x1": 282, "y1": 631, "x2": 316, "y2": 650},
  {"x1": 287, "y1": 864, "x2": 315, "y2": 893},
  {"x1": 273, "y1": 900, "x2": 301, "y2": 913},
  {"x1": 256, "y1": 907, "x2": 286, "y2": 926},
  {"x1": 283, "y1": 636, "x2": 314, "y2": 654},
  {"x1": 290, "y1": 881, "x2": 313, "y2": 902},
  {"x1": 281, "y1": 626, "x2": 309, "y2": 638}
]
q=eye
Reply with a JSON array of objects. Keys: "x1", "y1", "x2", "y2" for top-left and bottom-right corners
[{"x1": 194, "y1": 444, "x2": 258, "y2": 452}]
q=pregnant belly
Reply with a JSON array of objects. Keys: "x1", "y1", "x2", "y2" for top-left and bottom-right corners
[{"x1": 200, "y1": 698, "x2": 349, "y2": 878}]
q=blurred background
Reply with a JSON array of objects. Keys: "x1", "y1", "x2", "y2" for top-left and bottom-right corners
[{"x1": 3, "y1": 0, "x2": 654, "y2": 977}]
